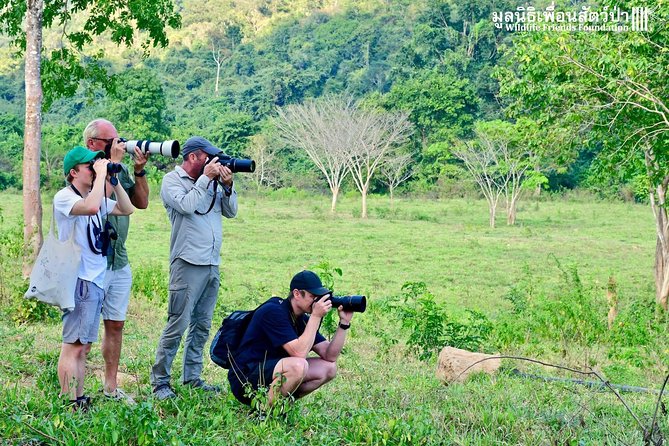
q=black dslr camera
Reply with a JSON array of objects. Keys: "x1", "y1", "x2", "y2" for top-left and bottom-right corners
[
  {"x1": 89, "y1": 219, "x2": 118, "y2": 257},
  {"x1": 316, "y1": 295, "x2": 367, "y2": 313},
  {"x1": 209, "y1": 152, "x2": 256, "y2": 173}
]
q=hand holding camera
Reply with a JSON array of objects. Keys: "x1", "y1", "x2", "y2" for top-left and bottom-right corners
[
  {"x1": 131, "y1": 146, "x2": 150, "y2": 172},
  {"x1": 204, "y1": 157, "x2": 222, "y2": 180},
  {"x1": 311, "y1": 295, "x2": 333, "y2": 319},
  {"x1": 110, "y1": 138, "x2": 127, "y2": 163},
  {"x1": 218, "y1": 165, "x2": 233, "y2": 187}
]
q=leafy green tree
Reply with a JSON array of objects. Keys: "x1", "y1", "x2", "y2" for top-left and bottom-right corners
[
  {"x1": 378, "y1": 68, "x2": 478, "y2": 190},
  {"x1": 104, "y1": 68, "x2": 171, "y2": 140},
  {"x1": 382, "y1": 69, "x2": 478, "y2": 147},
  {"x1": 394, "y1": 0, "x2": 514, "y2": 118},
  {"x1": 41, "y1": 123, "x2": 81, "y2": 189},
  {"x1": 0, "y1": 113, "x2": 23, "y2": 189},
  {"x1": 498, "y1": 0, "x2": 669, "y2": 309},
  {"x1": 173, "y1": 98, "x2": 258, "y2": 157}
]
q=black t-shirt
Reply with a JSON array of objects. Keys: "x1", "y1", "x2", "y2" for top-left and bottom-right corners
[{"x1": 234, "y1": 297, "x2": 327, "y2": 370}]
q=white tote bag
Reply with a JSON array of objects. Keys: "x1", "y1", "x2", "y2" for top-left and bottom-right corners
[{"x1": 24, "y1": 208, "x2": 81, "y2": 312}]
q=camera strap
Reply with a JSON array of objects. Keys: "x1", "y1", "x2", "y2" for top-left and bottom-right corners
[
  {"x1": 195, "y1": 180, "x2": 218, "y2": 215},
  {"x1": 70, "y1": 180, "x2": 114, "y2": 257},
  {"x1": 70, "y1": 184, "x2": 104, "y2": 255}
]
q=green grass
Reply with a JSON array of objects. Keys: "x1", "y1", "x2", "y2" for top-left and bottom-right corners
[{"x1": 0, "y1": 189, "x2": 667, "y2": 445}]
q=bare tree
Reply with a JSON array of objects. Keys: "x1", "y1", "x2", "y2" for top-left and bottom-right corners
[
  {"x1": 378, "y1": 152, "x2": 414, "y2": 204},
  {"x1": 211, "y1": 43, "x2": 224, "y2": 96},
  {"x1": 346, "y1": 109, "x2": 413, "y2": 218},
  {"x1": 210, "y1": 21, "x2": 242, "y2": 96},
  {"x1": 23, "y1": 0, "x2": 44, "y2": 277},
  {"x1": 273, "y1": 97, "x2": 352, "y2": 212},
  {"x1": 248, "y1": 133, "x2": 281, "y2": 191},
  {"x1": 454, "y1": 121, "x2": 531, "y2": 228},
  {"x1": 453, "y1": 139, "x2": 505, "y2": 228},
  {"x1": 499, "y1": 145, "x2": 532, "y2": 226}
]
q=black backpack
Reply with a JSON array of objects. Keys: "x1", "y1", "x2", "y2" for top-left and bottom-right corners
[{"x1": 210, "y1": 297, "x2": 279, "y2": 369}]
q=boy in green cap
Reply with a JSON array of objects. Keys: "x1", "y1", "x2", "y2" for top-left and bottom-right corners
[{"x1": 53, "y1": 146, "x2": 135, "y2": 410}]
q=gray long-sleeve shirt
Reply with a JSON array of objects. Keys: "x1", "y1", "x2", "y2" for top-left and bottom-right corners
[{"x1": 160, "y1": 165, "x2": 238, "y2": 266}]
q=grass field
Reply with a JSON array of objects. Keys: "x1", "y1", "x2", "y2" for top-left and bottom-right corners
[{"x1": 0, "y1": 188, "x2": 667, "y2": 445}]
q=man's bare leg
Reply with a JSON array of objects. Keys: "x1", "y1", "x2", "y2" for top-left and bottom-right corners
[{"x1": 102, "y1": 320, "x2": 124, "y2": 392}]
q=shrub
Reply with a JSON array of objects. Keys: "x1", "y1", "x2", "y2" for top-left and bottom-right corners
[
  {"x1": 607, "y1": 298, "x2": 669, "y2": 366},
  {"x1": 493, "y1": 259, "x2": 607, "y2": 352},
  {"x1": 398, "y1": 282, "x2": 447, "y2": 360},
  {"x1": 444, "y1": 309, "x2": 493, "y2": 353},
  {"x1": 395, "y1": 281, "x2": 492, "y2": 360},
  {"x1": 313, "y1": 260, "x2": 343, "y2": 337},
  {"x1": 13, "y1": 299, "x2": 60, "y2": 324}
]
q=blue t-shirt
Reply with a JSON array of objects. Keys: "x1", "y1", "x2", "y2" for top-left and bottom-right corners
[{"x1": 234, "y1": 297, "x2": 327, "y2": 370}]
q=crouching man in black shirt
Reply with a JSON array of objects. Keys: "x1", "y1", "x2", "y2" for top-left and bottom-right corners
[{"x1": 228, "y1": 270, "x2": 354, "y2": 406}]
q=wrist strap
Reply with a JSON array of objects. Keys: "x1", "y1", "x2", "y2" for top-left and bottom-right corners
[
  {"x1": 338, "y1": 322, "x2": 351, "y2": 330},
  {"x1": 134, "y1": 169, "x2": 146, "y2": 177}
]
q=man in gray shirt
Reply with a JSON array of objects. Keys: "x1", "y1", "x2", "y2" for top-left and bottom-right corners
[{"x1": 151, "y1": 136, "x2": 238, "y2": 400}]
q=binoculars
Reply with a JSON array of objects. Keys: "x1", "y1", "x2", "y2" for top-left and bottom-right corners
[{"x1": 107, "y1": 162, "x2": 123, "y2": 174}]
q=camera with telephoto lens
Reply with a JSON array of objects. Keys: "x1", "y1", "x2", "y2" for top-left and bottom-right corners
[
  {"x1": 209, "y1": 151, "x2": 256, "y2": 173},
  {"x1": 315, "y1": 295, "x2": 367, "y2": 313},
  {"x1": 120, "y1": 138, "x2": 180, "y2": 158}
]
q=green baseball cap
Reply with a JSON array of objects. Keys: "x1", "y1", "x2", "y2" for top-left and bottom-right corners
[{"x1": 63, "y1": 146, "x2": 105, "y2": 175}]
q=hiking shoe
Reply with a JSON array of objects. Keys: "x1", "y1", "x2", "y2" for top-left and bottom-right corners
[
  {"x1": 104, "y1": 388, "x2": 136, "y2": 405},
  {"x1": 184, "y1": 378, "x2": 222, "y2": 393},
  {"x1": 68, "y1": 395, "x2": 91, "y2": 413},
  {"x1": 153, "y1": 384, "x2": 176, "y2": 401}
]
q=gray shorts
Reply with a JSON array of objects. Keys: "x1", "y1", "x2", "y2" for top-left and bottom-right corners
[
  {"x1": 62, "y1": 278, "x2": 104, "y2": 344},
  {"x1": 102, "y1": 264, "x2": 132, "y2": 321}
]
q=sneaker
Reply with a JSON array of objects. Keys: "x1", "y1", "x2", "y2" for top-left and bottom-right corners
[
  {"x1": 104, "y1": 388, "x2": 136, "y2": 405},
  {"x1": 184, "y1": 378, "x2": 222, "y2": 393},
  {"x1": 153, "y1": 384, "x2": 176, "y2": 401}
]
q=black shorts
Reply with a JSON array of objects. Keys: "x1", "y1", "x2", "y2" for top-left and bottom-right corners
[{"x1": 228, "y1": 358, "x2": 282, "y2": 405}]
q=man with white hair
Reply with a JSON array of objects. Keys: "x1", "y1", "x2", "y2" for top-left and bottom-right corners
[{"x1": 83, "y1": 119, "x2": 149, "y2": 403}]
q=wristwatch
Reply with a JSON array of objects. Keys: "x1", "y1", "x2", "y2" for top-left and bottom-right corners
[{"x1": 338, "y1": 322, "x2": 351, "y2": 330}]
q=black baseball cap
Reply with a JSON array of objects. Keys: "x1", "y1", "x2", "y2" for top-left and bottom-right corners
[{"x1": 290, "y1": 270, "x2": 331, "y2": 297}]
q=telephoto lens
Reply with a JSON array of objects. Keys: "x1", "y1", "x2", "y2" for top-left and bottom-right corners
[
  {"x1": 122, "y1": 138, "x2": 180, "y2": 158},
  {"x1": 329, "y1": 295, "x2": 367, "y2": 313},
  {"x1": 212, "y1": 152, "x2": 256, "y2": 173}
]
